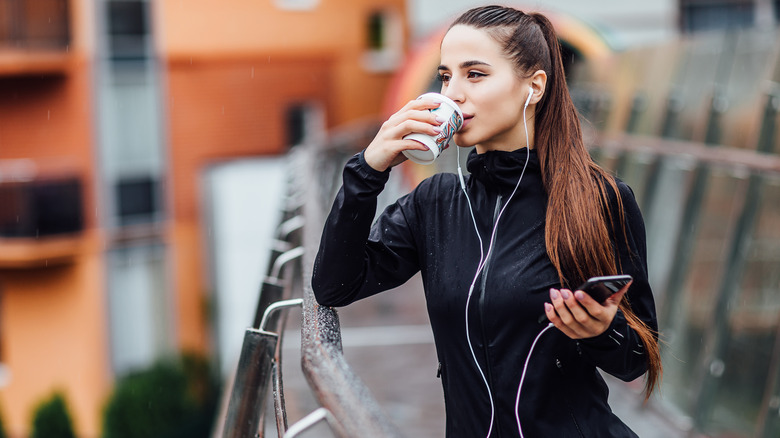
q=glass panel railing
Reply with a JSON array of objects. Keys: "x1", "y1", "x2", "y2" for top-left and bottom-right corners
[
  {"x1": 613, "y1": 149, "x2": 656, "y2": 207},
  {"x1": 716, "y1": 30, "x2": 778, "y2": 150},
  {"x1": 642, "y1": 155, "x2": 696, "y2": 310},
  {"x1": 657, "y1": 166, "x2": 748, "y2": 418},
  {"x1": 698, "y1": 174, "x2": 780, "y2": 437}
]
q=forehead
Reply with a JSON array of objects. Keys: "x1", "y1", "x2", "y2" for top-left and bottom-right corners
[{"x1": 440, "y1": 25, "x2": 507, "y2": 67}]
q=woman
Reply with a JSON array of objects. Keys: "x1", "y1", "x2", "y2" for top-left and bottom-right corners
[{"x1": 312, "y1": 5, "x2": 661, "y2": 437}]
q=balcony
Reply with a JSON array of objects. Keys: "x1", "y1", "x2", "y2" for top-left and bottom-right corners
[
  {"x1": 0, "y1": 173, "x2": 84, "y2": 269},
  {"x1": 0, "y1": 0, "x2": 71, "y2": 77}
]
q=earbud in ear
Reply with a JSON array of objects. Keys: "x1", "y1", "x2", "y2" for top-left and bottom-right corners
[{"x1": 525, "y1": 86, "x2": 533, "y2": 108}]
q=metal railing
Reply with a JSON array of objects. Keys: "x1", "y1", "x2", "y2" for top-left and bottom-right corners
[{"x1": 216, "y1": 122, "x2": 404, "y2": 438}]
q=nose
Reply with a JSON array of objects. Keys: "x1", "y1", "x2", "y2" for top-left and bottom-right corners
[{"x1": 442, "y1": 79, "x2": 465, "y2": 104}]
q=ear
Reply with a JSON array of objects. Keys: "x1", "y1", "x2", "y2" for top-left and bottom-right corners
[{"x1": 529, "y1": 70, "x2": 547, "y2": 105}]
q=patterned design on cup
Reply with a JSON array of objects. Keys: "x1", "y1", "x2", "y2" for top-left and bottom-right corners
[{"x1": 435, "y1": 110, "x2": 463, "y2": 151}]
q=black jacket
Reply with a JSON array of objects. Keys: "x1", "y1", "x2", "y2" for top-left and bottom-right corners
[{"x1": 313, "y1": 148, "x2": 657, "y2": 437}]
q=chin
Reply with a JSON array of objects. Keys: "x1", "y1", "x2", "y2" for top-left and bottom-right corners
[{"x1": 453, "y1": 133, "x2": 476, "y2": 148}]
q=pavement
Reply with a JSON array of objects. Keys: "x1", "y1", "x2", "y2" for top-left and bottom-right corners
[{"x1": 270, "y1": 274, "x2": 689, "y2": 437}]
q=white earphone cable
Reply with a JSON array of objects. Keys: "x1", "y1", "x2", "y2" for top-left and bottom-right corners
[{"x1": 515, "y1": 322, "x2": 554, "y2": 437}]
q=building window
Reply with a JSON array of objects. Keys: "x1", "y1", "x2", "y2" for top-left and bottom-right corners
[
  {"x1": 0, "y1": 0, "x2": 70, "y2": 50},
  {"x1": 367, "y1": 13, "x2": 385, "y2": 51},
  {"x1": 285, "y1": 103, "x2": 325, "y2": 147},
  {"x1": 362, "y1": 9, "x2": 403, "y2": 72},
  {"x1": 286, "y1": 106, "x2": 307, "y2": 147},
  {"x1": 106, "y1": 0, "x2": 148, "y2": 60},
  {"x1": 115, "y1": 175, "x2": 160, "y2": 226},
  {"x1": 0, "y1": 175, "x2": 84, "y2": 237}
]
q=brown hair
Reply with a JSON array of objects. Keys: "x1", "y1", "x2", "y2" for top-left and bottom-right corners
[{"x1": 452, "y1": 5, "x2": 661, "y2": 398}]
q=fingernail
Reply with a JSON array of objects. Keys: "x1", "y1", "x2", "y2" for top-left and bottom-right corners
[
  {"x1": 435, "y1": 116, "x2": 446, "y2": 124},
  {"x1": 575, "y1": 291, "x2": 586, "y2": 300},
  {"x1": 561, "y1": 289, "x2": 571, "y2": 300},
  {"x1": 432, "y1": 125, "x2": 443, "y2": 132},
  {"x1": 544, "y1": 302, "x2": 553, "y2": 312},
  {"x1": 550, "y1": 289, "x2": 560, "y2": 300}
]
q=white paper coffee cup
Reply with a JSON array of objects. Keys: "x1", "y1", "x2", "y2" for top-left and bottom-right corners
[{"x1": 402, "y1": 93, "x2": 463, "y2": 165}]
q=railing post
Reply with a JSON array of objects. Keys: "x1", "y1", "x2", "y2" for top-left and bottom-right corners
[
  {"x1": 221, "y1": 299, "x2": 303, "y2": 438},
  {"x1": 260, "y1": 299, "x2": 304, "y2": 438},
  {"x1": 221, "y1": 328, "x2": 278, "y2": 438}
]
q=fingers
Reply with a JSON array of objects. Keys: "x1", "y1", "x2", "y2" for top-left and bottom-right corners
[
  {"x1": 604, "y1": 280, "x2": 632, "y2": 307},
  {"x1": 547, "y1": 287, "x2": 619, "y2": 339},
  {"x1": 365, "y1": 99, "x2": 443, "y2": 171},
  {"x1": 385, "y1": 103, "x2": 442, "y2": 136},
  {"x1": 548, "y1": 288, "x2": 587, "y2": 334},
  {"x1": 393, "y1": 98, "x2": 442, "y2": 127},
  {"x1": 384, "y1": 118, "x2": 441, "y2": 139},
  {"x1": 544, "y1": 300, "x2": 578, "y2": 339},
  {"x1": 400, "y1": 97, "x2": 443, "y2": 113}
]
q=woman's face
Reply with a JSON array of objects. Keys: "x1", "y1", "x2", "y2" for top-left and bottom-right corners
[{"x1": 439, "y1": 25, "x2": 533, "y2": 152}]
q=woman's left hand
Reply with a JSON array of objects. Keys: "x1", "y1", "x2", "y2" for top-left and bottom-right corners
[{"x1": 544, "y1": 282, "x2": 631, "y2": 339}]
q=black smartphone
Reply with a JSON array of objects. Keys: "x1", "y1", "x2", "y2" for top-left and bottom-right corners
[{"x1": 576, "y1": 275, "x2": 633, "y2": 304}]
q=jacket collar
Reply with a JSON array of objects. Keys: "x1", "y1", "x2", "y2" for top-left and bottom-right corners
[{"x1": 466, "y1": 147, "x2": 541, "y2": 191}]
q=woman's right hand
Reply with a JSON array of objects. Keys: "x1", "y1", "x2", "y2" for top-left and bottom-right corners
[{"x1": 363, "y1": 99, "x2": 444, "y2": 172}]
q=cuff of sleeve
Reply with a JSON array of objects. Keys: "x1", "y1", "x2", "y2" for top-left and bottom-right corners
[
  {"x1": 579, "y1": 309, "x2": 629, "y2": 352},
  {"x1": 356, "y1": 150, "x2": 392, "y2": 181}
]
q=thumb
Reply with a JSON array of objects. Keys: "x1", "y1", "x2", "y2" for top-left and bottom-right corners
[{"x1": 604, "y1": 280, "x2": 632, "y2": 307}]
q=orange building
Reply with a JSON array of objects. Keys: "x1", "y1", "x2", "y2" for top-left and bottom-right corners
[{"x1": 0, "y1": 0, "x2": 407, "y2": 436}]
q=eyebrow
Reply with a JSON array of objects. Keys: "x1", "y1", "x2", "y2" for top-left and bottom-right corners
[{"x1": 437, "y1": 60, "x2": 492, "y2": 71}]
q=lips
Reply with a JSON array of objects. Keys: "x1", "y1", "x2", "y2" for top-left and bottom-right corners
[{"x1": 461, "y1": 114, "x2": 474, "y2": 129}]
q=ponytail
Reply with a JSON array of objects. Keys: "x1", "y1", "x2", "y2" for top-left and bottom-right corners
[{"x1": 532, "y1": 12, "x2": 662, "y2": 399}]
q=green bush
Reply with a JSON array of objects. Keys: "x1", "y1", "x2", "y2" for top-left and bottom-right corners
[
  {"x1": 30, "y1": 392, "x2": 77, "y2": 438},
  {"x1": 102, "y1": 353, "x2": 220, "y2": 438}
]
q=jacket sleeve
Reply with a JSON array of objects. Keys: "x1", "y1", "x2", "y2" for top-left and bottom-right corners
[
  {"x1": 311, "y1": 151, "x2": 421, "y2": 307},
  {"x1": 576, "y1": 180, "x2": 658, "y2": 381}
]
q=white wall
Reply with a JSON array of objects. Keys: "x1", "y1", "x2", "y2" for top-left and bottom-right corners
[{"x1": 203, "y1": 157, "x2": 286, "y2": 377}]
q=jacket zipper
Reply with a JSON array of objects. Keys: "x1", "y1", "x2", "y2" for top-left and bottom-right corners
[{"x1": 476, "y1": 194, "x2": 503, "y2": 435}]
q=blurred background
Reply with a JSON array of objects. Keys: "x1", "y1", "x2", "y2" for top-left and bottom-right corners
[{"x1": 1, "y1": 0, "x2": 780, "y2": 437}]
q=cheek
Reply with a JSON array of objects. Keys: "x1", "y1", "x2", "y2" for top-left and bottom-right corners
[
  {"x1": 482, "y1": 75, "x2": 525, "y2": 106},
  {"x1": 476, "y1": 85, "x2": 510, "y2": 110},
  {"x1": 479, "y1": 92, "x2": 522, "y2": 126}
]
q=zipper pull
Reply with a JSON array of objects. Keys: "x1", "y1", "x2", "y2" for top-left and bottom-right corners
[
  {"x1": 555, "y1": 358, "x2": 562, "y2": 369},
  {"x1": 437, "y1": 362, "x2": 442, "y2": 378}
]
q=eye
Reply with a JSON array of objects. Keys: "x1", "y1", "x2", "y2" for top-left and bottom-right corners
[
  {"x1": 467, "y1": 71, "x2": 486, "y2": 79},
  {"x1": 437, "y1": 72, "x2": 451, "y2": 84}
]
